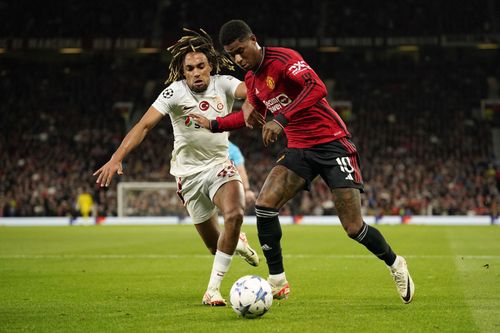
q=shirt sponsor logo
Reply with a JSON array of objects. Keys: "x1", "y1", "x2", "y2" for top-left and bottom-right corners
[
  {"x1": 184, "y1": 115, "x2": 193, "y2": 127},
  {"x1": 263, "y1": 93, "x2": 292, "y2": 112},
  {"x1": 288, "y1": 60, "x2": 311, "y2": 75},
  {"x1": 183, "y1": 115, "x2": 201, "y2": 128},
  {"x1": 266, "y1": 76, "x2": 275, "y2": 90}
]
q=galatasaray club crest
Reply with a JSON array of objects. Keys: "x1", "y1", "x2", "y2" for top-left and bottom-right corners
[
  {"x1": 214, "y1": 95, "x2": 224, "y2": 111},
  {"x1": 266, "y1": 76, "x2": 275, "y2": 90}
]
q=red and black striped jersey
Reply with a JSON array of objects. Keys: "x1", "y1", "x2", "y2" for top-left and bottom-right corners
[{"x1": 245, "y1": 47, "x2": 350, "y2": 148}]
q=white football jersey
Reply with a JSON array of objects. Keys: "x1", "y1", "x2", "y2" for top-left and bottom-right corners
[{"x1": 152, "y1": 75, "x2": 242, "y2": 177}]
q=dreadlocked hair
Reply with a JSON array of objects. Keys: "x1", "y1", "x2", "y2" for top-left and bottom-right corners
[{"x1": 165, "y1": 28, "x2": 235, "y2": 85}]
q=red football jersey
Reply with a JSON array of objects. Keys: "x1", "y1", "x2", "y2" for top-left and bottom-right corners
[{"x1": 245, "y1": 47, "x2": 350, "y2": 148}]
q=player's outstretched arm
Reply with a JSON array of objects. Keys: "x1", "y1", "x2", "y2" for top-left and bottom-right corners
[{"x1": 93, "y1": 107, "x2": 163, "y2": 187}]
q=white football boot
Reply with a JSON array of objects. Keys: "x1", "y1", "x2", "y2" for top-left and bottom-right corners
[
  {"x1": 389, "y1": 256, "x2": 415, "y2": 303},
  {"x1": 202, "y1": 289, "x2": 226, "y2": 306},
  {"x1": 267, "y1": 278, "x2": 290, "y2": 300},
  {"x1": 235, "y1": 232, "x2": 260, "y2": 267}
]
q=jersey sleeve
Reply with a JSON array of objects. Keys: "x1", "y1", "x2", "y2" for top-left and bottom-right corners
[
  {"x1": 151, "y1": 82, "x2": 181, "y2": 115},
  {"x1": 274, "y1": 56, "x2": 328, "y2": 127},
  {"x1": 218, "y1": 75, "x2": 242, "y2": 99}
]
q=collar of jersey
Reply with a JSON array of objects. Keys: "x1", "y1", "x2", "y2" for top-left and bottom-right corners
[{"x1": 253, "y1": 47, "x2": 266, "y2": 74}]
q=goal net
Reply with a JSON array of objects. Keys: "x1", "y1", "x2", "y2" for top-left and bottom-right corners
[{"x1": 117, "y1": 182, "x2": 186, "y2": 217}]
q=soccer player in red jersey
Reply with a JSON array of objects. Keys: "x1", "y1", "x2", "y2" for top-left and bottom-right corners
[{"x1": 216, "y1": 20, "x2": 415, "y2": 303}]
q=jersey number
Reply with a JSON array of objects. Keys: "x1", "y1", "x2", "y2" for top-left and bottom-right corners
[
  {"x1": 217, "y1": 164, "x2": 237, "y2": 178},
  {"x1": 336, "y1": 157, "x2": 355, "y2": 181}
]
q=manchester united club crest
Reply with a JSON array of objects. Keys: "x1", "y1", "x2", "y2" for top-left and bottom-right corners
[{"x1": 266, "y1": 76, "x2": 275, "y2": 90}]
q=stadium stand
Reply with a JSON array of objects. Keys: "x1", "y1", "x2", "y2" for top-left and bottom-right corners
[{"x1": 1, "y1": 1, "x2": 499, "y2": 218}]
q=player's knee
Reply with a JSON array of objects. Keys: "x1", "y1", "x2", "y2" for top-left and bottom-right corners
[
  {"x1": 255, "y1": 196, "x2": 266, "y2": 208},
  {"x1": 255, "y1": 188, "x2": 275, "y2": 207},
  {"x1": 223, "y1": 208, "x2": 244, "y2": 226},
  {"x1": 344, "y1": 222, "x2": 363, "y2": 238}
]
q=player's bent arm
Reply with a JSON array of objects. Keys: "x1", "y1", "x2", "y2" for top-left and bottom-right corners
[
  {"x1": 210, "y1": 110, "x2": 246, "y2": 132},
  {"x1": 190, "y1": 110, "x2": 247, "y2": 133},
  {"x1": 232, "y1": 82, "x2": 264, "y2": 128},
  {"x1": 93, "y1": 107, "x2": 163, "y2": 186},
  {"x1": 273, "y1": 67, "x2": 327, "y2": 128},
  {"x1": 234, "y1": 82, "x2": 247, "y2": 100}
]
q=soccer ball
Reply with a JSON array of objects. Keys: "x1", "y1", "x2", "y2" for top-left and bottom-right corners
[{"x1": 229, "y1": 275, "x2": 273, "y2": 319}]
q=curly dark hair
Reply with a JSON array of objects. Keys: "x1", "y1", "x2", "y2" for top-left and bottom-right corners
[
  {"x1": 219, "y1": 20, "x2": 253, "y2": 46},
  {"x1": 165, "y1": 28, "x2": 234, "y2": 85}
]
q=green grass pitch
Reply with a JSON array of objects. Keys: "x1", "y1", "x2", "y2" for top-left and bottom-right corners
[{"x1": 1, "y1": 224, "x2": 499, "y2": 332}]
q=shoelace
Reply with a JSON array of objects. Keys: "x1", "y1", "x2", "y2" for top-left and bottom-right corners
[{"x1": 392, "y1": 270, "x2": 407, "y2": 289}]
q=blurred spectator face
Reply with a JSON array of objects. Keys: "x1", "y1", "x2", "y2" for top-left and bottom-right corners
[
  {"x1": 223, "y1": 35, "x2": 261, "y2": 72},
  {"x1": 182, "y1": 52, "x2": 212, "y2": 93}
]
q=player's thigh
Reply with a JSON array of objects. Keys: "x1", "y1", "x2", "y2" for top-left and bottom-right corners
[
  {"x1": 256, "y1": 165, "x2": 306, "y2": 209},
  {"x1": 185, "y1": 192, "x2": 218, "y2": 224},
  {"x1": 332, "y1": 188, "x2": 363, "y2": 234},
  {"x1": 212, "y1": 179, "x2": 245, "y2": 217}
]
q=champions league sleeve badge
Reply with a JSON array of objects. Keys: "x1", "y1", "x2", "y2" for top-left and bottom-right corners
[{"x1": 163, "y1": 88, "x2": 174, "y2": 99}]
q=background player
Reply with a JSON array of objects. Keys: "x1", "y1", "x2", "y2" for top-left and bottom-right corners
[
  {"x1": 217, "y1": 20, "x2": 415, "y2": 303},
  {"x1": 93, "y1": 29, "x2": 259, "y2": 306},
  {"x1": 229, "y1": 140, "x2": 256, "y2": 205}
]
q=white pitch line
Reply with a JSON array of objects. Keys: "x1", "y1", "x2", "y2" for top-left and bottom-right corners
[{"x1": 0, "y1": 254, "x2": 499, "y2": 260}]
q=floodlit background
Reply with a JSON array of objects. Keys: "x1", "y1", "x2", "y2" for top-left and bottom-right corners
[
  {"x1": 1, "y1": 0, "x2": 499, "y2": 220},
  {"x1": 1, "y1": 2, "x2": 500, "y2": 332}
]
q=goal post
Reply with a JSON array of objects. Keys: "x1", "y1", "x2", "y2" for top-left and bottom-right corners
[{"x1": 117, "y1": 182, "x2": 184, "y2": 217}]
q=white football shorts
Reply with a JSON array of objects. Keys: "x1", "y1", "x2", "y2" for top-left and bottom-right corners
[{"x1": 176, "y1": 160, "x2": 242, "y2": 224}]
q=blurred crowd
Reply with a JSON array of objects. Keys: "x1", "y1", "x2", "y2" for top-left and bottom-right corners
[
  {"x1": 1, "y1": 0, "x2": 496, "y2": 39},
  {"x1": 1, "y1": 48, "x2": 499, "y2": 218},
  {"x1": 1, "y1": 0, "x2": 499, "y2": 218}
]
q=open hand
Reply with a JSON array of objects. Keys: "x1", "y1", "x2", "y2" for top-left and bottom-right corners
[
  {"x1": 93, "y1": 159, "x2": 123, "y2": 187},
  {"x1": 189, "y1": 113, "x2": 210, "y2": 129},
  {"x1": 262, "y1": 120, "x2": 283, "y2": 147}
]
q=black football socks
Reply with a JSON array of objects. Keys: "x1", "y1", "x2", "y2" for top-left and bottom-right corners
[
  {"x1": 351, "y1": 222, "x2": 397, "y2": 266},
  {"x1": 255, "y1": 205, "x2": 284, "y2": 274}
]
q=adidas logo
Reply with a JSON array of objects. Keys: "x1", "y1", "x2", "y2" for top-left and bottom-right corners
[
  {"x1": 345, "y1": 174, "x2": 354, "y2": 180},
  {"x1": 261, "y1": 244, "x2": 273, "y2": 251}
]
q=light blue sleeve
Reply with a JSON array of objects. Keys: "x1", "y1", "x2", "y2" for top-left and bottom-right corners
[{"x1": 228, "y1": 141, "x2": 245, "y2": 166}]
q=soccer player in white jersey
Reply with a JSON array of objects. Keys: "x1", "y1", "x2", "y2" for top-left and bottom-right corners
[{"x1": 93, "y1": 29, "x2": 260, "y2": 306}]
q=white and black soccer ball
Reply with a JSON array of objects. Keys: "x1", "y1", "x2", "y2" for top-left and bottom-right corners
[{"x1": 229, "y1": 275, "x2": 273, "y2": 319}]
